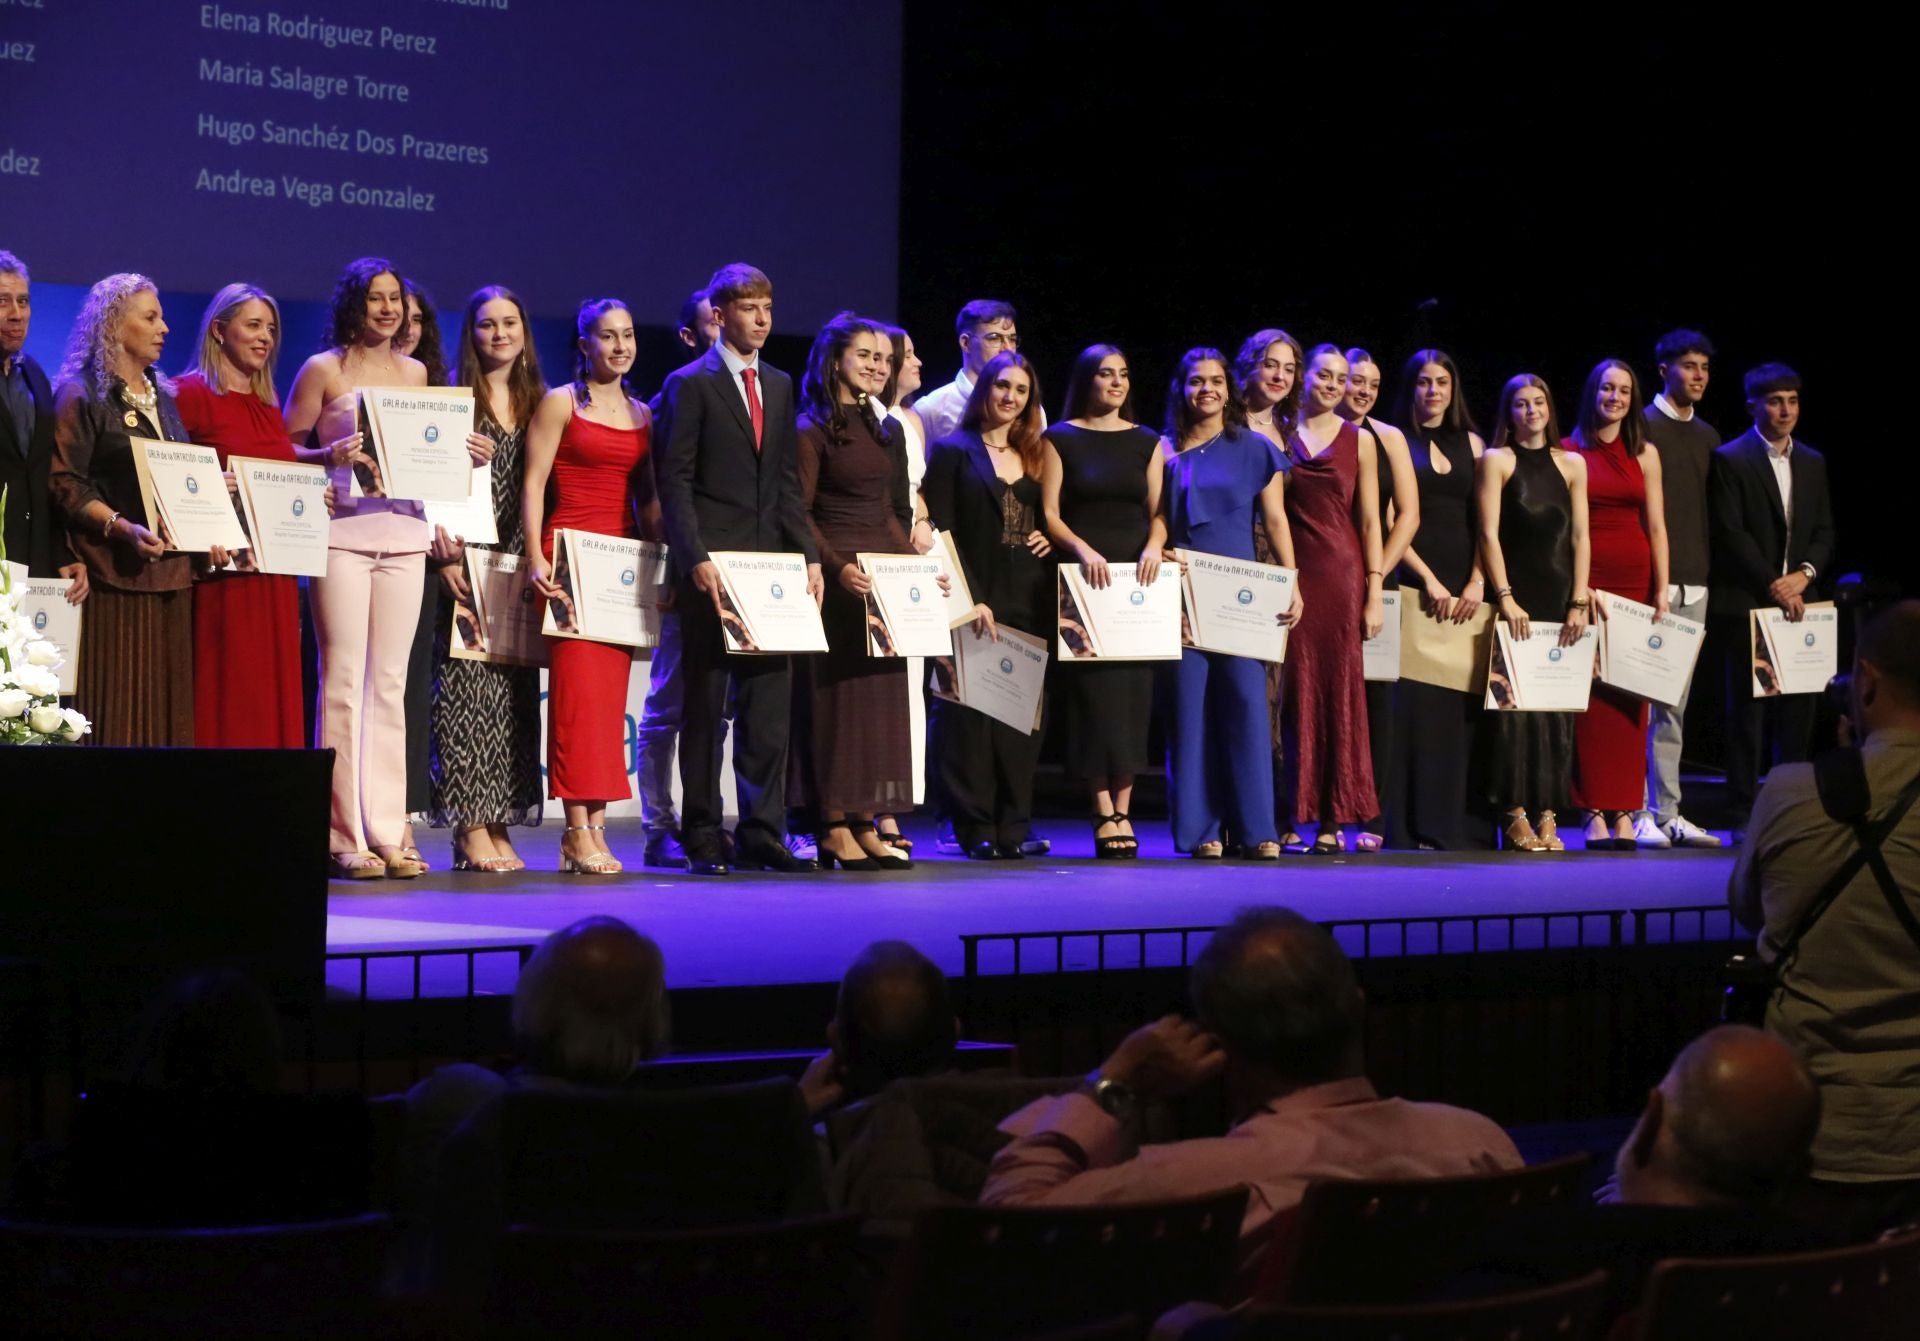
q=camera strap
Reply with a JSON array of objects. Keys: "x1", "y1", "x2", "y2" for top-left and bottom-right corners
[{"x1": 1772, "y1": 750, "x2": 1920, "y2": 975}]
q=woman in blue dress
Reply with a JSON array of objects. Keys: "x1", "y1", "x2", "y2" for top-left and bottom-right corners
[{"x1": 1150, "y1": 348, "x2": 1301, "y2": 859}]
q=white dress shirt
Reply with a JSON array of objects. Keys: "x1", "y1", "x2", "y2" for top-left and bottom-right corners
[
  {"x1": 911, "y1": 368, "x2": 975, "y2": 446},
  {"x1": 717, "y1": 341, "x2": 761, "y2": 420},
  {"x1": 1765, "y1": 434, "x2": 1794, "y2": 572}
]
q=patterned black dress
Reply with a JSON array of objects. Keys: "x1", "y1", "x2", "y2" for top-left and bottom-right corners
[{"x1": 427, "y1": 422, "x2": 544, "y2": 828}]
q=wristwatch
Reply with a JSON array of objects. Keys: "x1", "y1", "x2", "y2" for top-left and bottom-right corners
[
  {"x1": 1798, "y1": 563, "x2": 1817, "y2": 581},
  {"x1": 1080, "y1": 1069, "x2": 1136, "y2": 1122}
]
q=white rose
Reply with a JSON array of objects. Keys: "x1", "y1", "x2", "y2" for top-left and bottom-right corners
[
  {"x1": 24, "y1": 639, "x2": 62, "y2": 667},
  {"x1": 11, "y1": 663, "x2": 58, "y2": 698},
  {"x1": 59, "y1": 707, "x2": 92, "y2": 741},
  {"x1": 0, "y1": 687, "x2": 28, "y2": 719},
  {"x1": 29, "y1": 704, "x2": 64, "y2": 735}
]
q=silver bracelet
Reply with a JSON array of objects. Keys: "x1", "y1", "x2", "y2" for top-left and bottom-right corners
[{"x1": 103, "y1": 510, "x2": 121, "y2": 540}]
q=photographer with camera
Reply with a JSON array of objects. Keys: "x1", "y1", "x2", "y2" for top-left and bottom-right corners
[{"x1": 1730, "y1": 599, "x2": 1920, "y2": 1239}]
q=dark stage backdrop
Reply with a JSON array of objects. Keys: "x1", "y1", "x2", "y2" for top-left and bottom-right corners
[{"x1": 895, "y1": 1, "x2": 1902, "y2": 594}]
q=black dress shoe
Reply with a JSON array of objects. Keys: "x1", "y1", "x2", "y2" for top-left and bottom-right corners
[
  {"x1": 734, "y1": 836, "x2": 820, "y2": 872},
  {"x1": 682, "y1": 834, "x2": 730, "y2": 876},
  {"x1": 965, "y1": 841, "x2": 1000, "y2": 861},
  {"x1": 643, "y1": 832, "x2": 687, "y2": 869},
  {"x1": 996, "y1": 842, "x2": 1027, "y2": 860}
]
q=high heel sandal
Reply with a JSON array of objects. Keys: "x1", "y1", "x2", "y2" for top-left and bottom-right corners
[
  {"x1": 1583, "y1": 811, "x2": 1615, "y2": 851},
  {"x1": 1110, "y1": 811, "x2": 1140, "y2": 858},
  {"x1": 1502, "y1": 811, "x2": 1544, "y2": 852},
  {"x1": 816, "y1": 819, "x2": 881, "y2": 871},
  {"x1": 850, "y1": 819, "x2": 911, "y2": 870},
  {"x1": 1193, "y1": 840, "x2": 1225, "y2": 860},
  {"x1": 1093, "y1": 813, "x2": 1135, "y2": 860},
  {"x1": 874, "y1": 815, "x2": 913, "y2": 855},
  {"x1": 1536, "y1": 811, "x2": 1565, "y2": 852},
  {"x1": 1248, "y1": 840, "x2": 1282, "y2": 860},
  {"x1": 1309, "y1": 831, "x2": 1345, "y2": 856},
  {"x1": 560, "y1": 824, "x2": 622, "y2": 875},
  {"x1": 375, "y1": 846, "x2": 427, "y2": 879},
  {"x1": 452, "y1": 826, "x2": 519, "y2": 873},
  {"x1": 1279, "y1": 831, "x2": 1311, "y2": 855},
  {"x1": 332, "y1": 851, "x2": 387, "y2": 880}
]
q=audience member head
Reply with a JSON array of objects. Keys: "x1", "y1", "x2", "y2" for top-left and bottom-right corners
[
  {"x1": 1341, "y1": 347, "x2": 1382, "y2": 422},
  {"x1": 1060, "y1": 343, "x2": 1134, "y2": 423},
  {"x1": 707, "y1": 262, "x2": 774, "y2": 356},
  {"x1": 830, "y1": 940, "x2": 958, "y2": 1102},
  {"x1": 511, "y1": 916, "x2": 669, "y2": 1085},
  {"x1": 1853, "y1": 599, "x2": 1920, "y2": 738},
  {"x1": 324, "y1": 257, "x2": 405, "y2": 353},
  {"x1": 1165, "y1": 347, "x2": 1245, "y2": 445},
  {"x1": 882, "y1": 322, "x2": 921, "y2": 407},
  {"x1": 1191, "y1": 907, "x2": 1366, "y2": 1097},
  {"x1": 1575, "y1": 358, "x2": 1648, "y2": 454},
  {"x1": 1654, "y1": 329, "x2": 1713, "y2": 409},
  {"x1": 1744, "y1": 362, "x2": 1801, "y2": 441},
  {"x1": 1391, "y1": 348, "x2": 1477, "y2": 435},
  {"x1": 124, "y1": 968, "x2": 285, "y2": 1094},
  {"x1": 676, "y1": 287, "x2": 721, "y2": 352},
  {"x1": 458, "y1": 284, "x2": 546, "y2": 432},
  {"x1": 962, "y1": 349, "x2": 1046, "y2": 476},
  {"x1": 954, "y1": 298, "x2": 1019, "y2": 378},
  {"x1": 571, "y1": 296, "x2": 636, "y2": 401},
  {"x1": 1234, "y1": 329, "x2": 1303, "y2": 429},
  {"x1": 184, "y1": 283, "x2": 283, "y2": 404},
  {"x1": 0, "y1": 249, "x2": 30, "y2": 361},
  {"x1": 396, "y1": 279, "x2": 447, "y2": 385},
  {"x1": 1491, "y1": 373, "x2": 1562, "y2": 452},
  {"x1": 58, "y1": 272, "x2": 168, "y2": 396},
  {"x1": 1615, "y1": 1025, "x2": 1819, "y2": 1208},
  {"x1": 801, "y1": 309, "x2": 886, "y2": 434}
]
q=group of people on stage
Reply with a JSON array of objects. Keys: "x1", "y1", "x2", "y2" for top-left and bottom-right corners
[{"x1": 0, "y1": 246, "x2": 1836, "y2": 875}]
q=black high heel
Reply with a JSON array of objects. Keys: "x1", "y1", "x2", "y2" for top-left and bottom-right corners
[
  {"x1": 874, "y1": 814, "x2": 914, "y2": 854},
  {"x1": 815, "y1": 819, "x2": 880, "y2": 871},
  {"x1": 1093, "y1": 813, "x2": 1136, "y2": 860},
  {"x1": 849, "y1": 819, "x2": 911, "y2": 870}
]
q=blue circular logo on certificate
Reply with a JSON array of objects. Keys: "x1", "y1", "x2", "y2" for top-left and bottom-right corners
[
  {"x1": 1129, "y1": 589, "x2": 1146, "y2": 606},
  {"x1": 424, "y1": 424, "x2": 440, "y2": 443},
  {"x1": 909, "y1": 586, "x2": 922, "y2": 603},
  {"x1": 185, "y1": 475, "x2": 200, "y2": 495},
  {"x1": 620, "y1": 568, "x2": 636, "y2": 587},
  {"x1": 1236, "y1": 588, "x2": 1254, "y2": 605},
  {"x1": 1648, "y1": 633, "x2": 1663, "y2": 649},
  {"x1": 999, "y1": 657, "x2": 1014, "y2": 674},
  {"x1": 1548, "y1": 647, "x2": 1563, "y2": 662},
  {"x1": 1805, "y1": 632, "x2": 1816, "y2": 647},
  {"x1": 770, "y1": 582, "x2": 785, "y2": 600},
  {"x1": 33, "y1": 610, "x2": 47, "y2": 632},
  {"x1": 292, "y1": 496, "x2": 306, "y2": 517}
]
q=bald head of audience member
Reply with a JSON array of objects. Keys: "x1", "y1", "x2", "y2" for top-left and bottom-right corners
[
  {"x1": 830, "y1": 940, "x2": 958, "y2": 1102},
  {"x1": 511, "y1": 916, "x2": 670, "y2": 1086},
  {"x1": 1617, "y1": 1025, "x2": 1820, "y2": 1207},
  {"x1": 1191, "y1": 907, "x2": 1367, "y2": 1102},
  {"x1": 1854, "y1": 599, "x2": 1920, "y2": 737}
]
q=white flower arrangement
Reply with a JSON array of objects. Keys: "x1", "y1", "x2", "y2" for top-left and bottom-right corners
[{"x1": 0, "y1": 485, "x2": 91, "y2": 745}]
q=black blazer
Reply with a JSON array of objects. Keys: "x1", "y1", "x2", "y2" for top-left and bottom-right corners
[
  {"x1": 1708, "y1": 428, "x2": 1835, "y2": 615},
  {"x1": 922, "y1": 430, "x2": 1027, "y2": 608},
  {"x1": 652, "y1": 346, "x2": 815, "y2": 581},
  {"x1": 0, "y1": 353, "x2": 74, "y2": 576}
]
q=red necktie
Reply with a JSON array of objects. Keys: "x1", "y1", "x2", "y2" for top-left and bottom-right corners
[{"x1": 741, "y1": 366, "x2": 764, "y2": 451}]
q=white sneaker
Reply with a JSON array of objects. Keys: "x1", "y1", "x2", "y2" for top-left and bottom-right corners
[
  {"x1": 1664, "y1": 816, "x2": 1723, "y2": 848},
  {"x1": 785, "y1": 832, "x2": 818, "y2": 862},
  {"x1": 1631, "y1": 814, "x2": 1672, "y2": 849}
]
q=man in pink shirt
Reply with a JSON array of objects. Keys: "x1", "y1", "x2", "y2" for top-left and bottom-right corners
[{"x1": 980, "y1": 907, "x2": 1522, "y2": 1267}]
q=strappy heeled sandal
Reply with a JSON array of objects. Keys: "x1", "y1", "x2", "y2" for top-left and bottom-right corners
[
  {"x1": 452, "y1": 826, "x2": 519, "y2": 873},
  {"x1": 560, "y1": 824, "x2": 622, "y2": 874},
  {"x1": 331, "y1": 850, "x2": 387, "y2": 880},
  {"x1": 1109, "y1": 811, "x2": 1140, "y2": 857},
  {"x1": 1280, "y1": 831, "x2": 1311, "y2": 855},
  {"x1": 1309, "y1": 831, "x2": 1345, "y2": 856},
  {"x1": 396, "y1": 845, "x2": 431, "y2": 872},
  {"x1": 1536, "y1": 810, "x2": 1565, "y2": 852},
  {"x1": 874, "y1": 815, "x2": 913, "y2": 854},
  {"x1": 1193, "y1": 840, "x2": 1225, "y2": 860},
  {"x1": 849, "y1": 819, "x2": 911, "y2": 870},
  {"x1": 1502, "y1": 811, "x2": 1544, "y2": 852},
  {"x1": 1093, "y1": 813, "x2": 1133, "y2": 860},
  {"x1": 1353, "y1": 832, "x2": 1384, "y2": 853},
  {"x1": 376, "y1": 846, "x2": 427, "y2": 879},
  {"x1": 1248, "y1": 840, "x2": 1282, "y2": 860}
]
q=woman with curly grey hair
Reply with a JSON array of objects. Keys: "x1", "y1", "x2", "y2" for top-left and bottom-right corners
[{"x1": 48, "y1": 273, "x2": 196, "y2": 745}]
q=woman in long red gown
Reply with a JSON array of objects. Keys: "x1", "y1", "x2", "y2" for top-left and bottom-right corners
[
  {"x1": 174, "y1": 284, "x2": 305, "y2": 749},
  {"x1": 523, "y1": 298, "x2": 657, "y2": 874},
  {"x1": 1279, "y1": 345, "x2": 1387, "y2": 852},
  {"x1": 1568, "y1": 358, "x2": 1671, "y2": 849}
]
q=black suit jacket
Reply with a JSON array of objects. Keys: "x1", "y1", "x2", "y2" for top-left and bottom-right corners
[
  {"x1": 1708, "y1": 428, "x2": 1836, "y2": 615},
  {"x1": 0, "y1": 353, "x2": 74, "y2": 576},
  {"x1": 921, "y1": 430, "x2": 1024, "y2": 607},
  {"x1": 652, "y1": 346, "x2": 815, "y2": 580}
]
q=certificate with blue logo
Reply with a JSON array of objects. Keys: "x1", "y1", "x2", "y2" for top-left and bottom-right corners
[
  {"x1": 858, "y1": 553, "x2": 950, "y2": 657},
  {"x1": 230, "y1": 456, "x2": 331, "y2": 576},
  {"x1": 1178, "y1": 550, "x2": 1296, "y2": 663},
  {"x1": 1751, "y1": 602, "x2": 1837, "y2": 697},
  {"x1": 452, "y1": 548, "x2": 550, "y2": 668},
  {"x1": 709, "y1": 551, "x2": 829, "y2": 655},
  {"x1": 1057, "y1": 564, "x2": 1181, "y2": 661},
  {"x1": 357, "y1": 387, "x2": 475, "y2": 504},
  {"x1": 17, "y1": 577, "x2": 81, "y2": 695},
  {"x1": 1595, "y1": 590, "x2": 1704, "y2": 707},
  {"x1": 130, "y1": 438, "x2": 250, "y2": 553},
  {"x1": 1485, "y1": 622, "x2": 1597, "y2": 712},
  {"x1": 541, "y1": 528, "x2": 669, "y2": 649},
  {"x1": 946, "y1": 622, "x2": 1048, "y2": 733}
]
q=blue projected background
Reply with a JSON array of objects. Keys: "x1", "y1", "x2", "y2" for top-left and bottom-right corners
[{"x1": 2, "y1": 0, "x2": 902, "y2": 337}]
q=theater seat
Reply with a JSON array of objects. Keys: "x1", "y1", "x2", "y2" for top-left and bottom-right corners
[
  {"x1": 1626, "y1": 1228, "x2": 1920, "y2": 1341},
  {"x1": 1236, "y1": 1269, "x2": 1609, "y2": 1341}
]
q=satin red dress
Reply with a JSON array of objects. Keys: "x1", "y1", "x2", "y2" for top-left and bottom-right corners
[
  {"x1": 1571, "y1": 435, "x2": 1654, "y2": 811},
  {"x1": 173, "y1": 372, "x2": 305, "y2": 749},
  {"x1": 1281, "y1": 422, "x2": 1376, "y2": 824},
  {"x1": 543, "y1": 405, "x2": 648, "y2": 801}
]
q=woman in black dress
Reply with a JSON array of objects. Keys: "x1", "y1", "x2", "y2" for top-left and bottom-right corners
[
  {"x1": 1041, "y1": 344, "x2": 1164, "y2": 857},
  {"x1": 1477, "y1": 373, "x2": 1592, "y2": 851},
  {"x1": 1385, "y1": 348, "x2": 1486, "y2": 849},
  {"x1": 922, "y1": 350, "x2": 1054, "y2": 860}
]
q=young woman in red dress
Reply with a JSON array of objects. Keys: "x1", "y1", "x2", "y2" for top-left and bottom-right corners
[
  {"x1": 1567, "y1": 358, "x2": 1670, "y2": 849},
  {"x1": 174, "y1": 284, "x2": 306, "y2": 749},
  {"x1": 523, "y1": 298, "x2": 659, "y2": 874}
]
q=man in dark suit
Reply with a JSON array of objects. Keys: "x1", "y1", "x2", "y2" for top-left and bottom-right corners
[
  {"x1": 653, "y1": 263, "x2": 821, "y2": 875},
  {"x1": 1708, "y1": 363, "x2": 1836, "y2": 827},
  {"x1": 0, "y1": 251, "x2": 86, "y2": 599}
]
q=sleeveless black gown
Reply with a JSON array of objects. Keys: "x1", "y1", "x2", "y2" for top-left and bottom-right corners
[{"x1": 1487, "y1": 444, "x2": 1575, "y2": 812}]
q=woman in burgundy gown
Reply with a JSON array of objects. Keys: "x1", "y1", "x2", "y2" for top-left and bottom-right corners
[
  {"x1": 792, "y1": 313, "x2": 917, "y2": 869},
  {"x1": 1280, "y1": 346, "x2": 1386, "y2": 853},
  {"x1": 1567, "y1": 358, "x2": 1670, "y2": 849},
  {"x1": 174, "y1": 284, "x2": 305, "y2": 748},
  {"x1": 523, "y1": 298, "x2": 657, "y2": 874}
]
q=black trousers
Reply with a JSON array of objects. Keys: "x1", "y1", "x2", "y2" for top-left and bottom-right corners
[
  {"x1": 933, "y1": 695, "x2": 1041, "y2": 849},
  {"x1": 677, "y1": 582, "x2": 792, "y2": 845},
  {"x1": 1718, "y1": 615, "x2": 1816, "y2": 819},
  {"x1": 1386, "y1": 679, "x2": 1474, "y2": 849}
]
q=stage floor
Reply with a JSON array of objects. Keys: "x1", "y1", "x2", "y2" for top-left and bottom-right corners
[{"x1": 324, "y1": 818, "x2": 1741, "y2": 998}]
